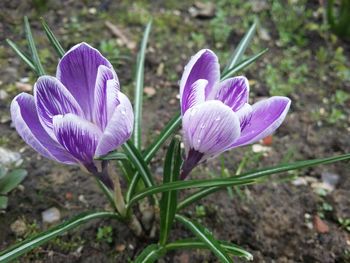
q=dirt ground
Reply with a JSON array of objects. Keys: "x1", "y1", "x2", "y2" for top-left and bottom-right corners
[{"x1": 0, "y1": 0, "x2": 350, "y2": 262}]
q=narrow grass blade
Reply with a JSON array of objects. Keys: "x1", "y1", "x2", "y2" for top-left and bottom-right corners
[
  {"x1": 134, "y1": 244, "x2": 165, "y2": 263},
  {"x1": 6, "y1": 39, "x2": 37, "y2": 72},
  {"x1": 133, "y1": 20, "x2": 152, "y2": 149},
  {"x1": 128, "y1": 178, "x2": 253, "y2": 207},
  {"x1": 118, "y1": 159, "x2": 136, "y2": 184},
  {"x1": 177, "y1": 152, "x2": 350, "y2": 210},
  {"x1": 177, "y1": 186, "x2": 219, "y2": 211},
  {"x1": 143, "y1": 112, "x2": 181, "y2": 163},
  {"x1": 236, "y1": 152, "x2": 350, "y2": 181},
  {"x1": 24, "y1": 16, "x2": 45, "y2": 76},
  {"x1": 126, "y1": 113, "x2": 181, "y2": 202},
  {"x1": 223, "y1": 22, "x2": 257, "y2": 74},
  {"x1": 41, "y1": 18, "x2": 65, "y2": 58},
  {"x1": 165, "y1": 238, "x2": 253, "y2": 261},
  {"x1": 221, "y1": 48, "x2": 268, "y2": 81},
  {"x1": 129, "y1": 152, "x2": 350, "y2": 207},
  {"x1": 96, "y1": 152, "x2": 128, "y2": 161},
  {"x1": 122, "y1": 140, "x2": 154, "y2": 188},
  {"x1": 0, "y1": 211, "x2": 119, "y2": 263},
  {"x1": 159, "y1": 137, "x2": 182, "y2": 245},
  {"x1": 175, "y1": 215, "x2": 233, "y2": 263}
]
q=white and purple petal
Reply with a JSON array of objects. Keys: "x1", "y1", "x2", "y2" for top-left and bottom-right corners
[
  {"x1": 93, "y1": 65, "x2": 120, "y2": 130},
  {"x1": 181, "y1": 79, "x2": 207, "y2": 115},
  {"x1": 235, "y1": 103, "x2": 253, "y2": 131},
  {"x1": 11, "y1": 93, "x2": 76, "y2": 164},
  {"x1": 213, "y1": 76, "x2": 249, "y2": 111},
  {"x1": 34, "y1": 76, "x2": 84, "y2": 138},
  {"x1": 95, "y1": 92, "x2": 133, "y2": 157},
  {"x1": 53, "y1": 113, "x2": 102, "y2": 164},
  {"x1": 180, "y1": 49, "x2": 220, "y2": 101},
  {"x1": 56, "y1": 42, "x2": 117, "y2": 121},
  {"x1": 182, "y1": 100, "x2": 241, "y2": 160},
  {"x1": 230, "y1": 96, "x2": 291, "y2": 148}
]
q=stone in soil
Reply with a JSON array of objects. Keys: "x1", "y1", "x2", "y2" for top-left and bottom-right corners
[
  {"x1": 42, "y1": 207, "x2": 61, "y2": 224},
  {"x1": 10, "y1": 218, "x2": 27, "y2": 236}
]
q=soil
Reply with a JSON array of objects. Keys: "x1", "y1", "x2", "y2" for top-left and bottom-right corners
[{"x1": 0, "y1": 0, "x2": 350, "y2": 262}]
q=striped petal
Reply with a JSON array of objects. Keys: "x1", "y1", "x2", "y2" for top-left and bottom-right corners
[
  {"x1": 34, "y1": 76, "x2": 83, "y2": 138},
  {"x1": 93, "y1": 65, "x2": 120, "y2": 130},
  {"x1": 181, "y1": 79, "x2": 207, "y2": 115},
  {"x1": 10, "y1": 93, "x2": 76, "y2": 164},
  {"x1": 56, "y1": 42, "x2": 117, "y2": 121},
  {"x1": 180, "y1": 49, "x2": 220, "y2": 101},
  {"x1": 230, "y1": 96, "x2": 291, "y2": 148},
  {"x1": 53, "y1": 114, "x2": 102, "y2": 164},
  {"x1": 213, "y1": 76, "x2": 249, "y2": 111},
  {"x1": 182, "y1": 100, "x2": 240, "y2": 161},
  {"x1": 95, "y1": 92, "x2": 133, "y2": 157}
]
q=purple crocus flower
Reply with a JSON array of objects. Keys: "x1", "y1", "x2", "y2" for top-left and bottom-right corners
[
  {"x1": 180, "y1": 49, "x2": 291, "y2": 179},
  {"x1": 11, "y1": 43, "x2": 133, "y2": 187}
]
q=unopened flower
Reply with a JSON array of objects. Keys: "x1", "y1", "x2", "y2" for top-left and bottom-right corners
[
  {"x1": 180, "y1": 49, "x2": 291, "y2": 178},
  {"x1": 11, "y1": 43, "x2": 133, "y2": 187}
]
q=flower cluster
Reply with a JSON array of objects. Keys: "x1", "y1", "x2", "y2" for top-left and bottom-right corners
[{"x1": 11, "y1": 44, "x2": 290, "y2": 181}]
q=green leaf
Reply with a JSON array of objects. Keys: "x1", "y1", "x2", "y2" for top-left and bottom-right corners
[
  {"x1": 122, "y1": 141, "x2": 154, "y2": 188},
  {"x1": 0, "y1": 196, "x2": 8, "y2": 210},
  {"x1": 96, "y1": 152, "x2": 128, "y2": 161},
  {"x1": 159, "y1": 137, "x2": 182, "y2": 245},
  {"x1": 134, "y1": 244, "x2": 165, "y2": 263},
  {"x1": 133, "y1": 20, "x2": 152, "y2": 150},
  {"x1": 0, "y1": 169, "x2": 27, "y2": 195},
  {"x1": 128, "y1": 178, "x2": 254, "y2": 207},
  {"x1": 129, "y1": 153, "x2": 350, "y2": 207},
  {"x1": 0, "y1": 211, "x2": 119, "y2": 263},
  {"x1": 175, "y1": 214, "x2": 233, "y2": 263},
  {"x1": 94, "y1": 178, "x2": 118, "y2": 212},
  {"x1": 177, "y1": 152, "x2": 350, "y2": 211},
  {"x1": 24, "y1": 16, "x2": 45, "y2": 76},
  {"x1": 236, "y1": 152, "x2": 350, "y2": 181},
  {"x1": 221, "y1": 48, "x2": 268, "y2": 81},
  {"x1": 165, "y1": 238, "x2": 253, "y2": 261},
  {"x1": 0, "y1": 167, "x2": 7, "y2": 180},
  {"x1": 41, "y1": 18, "x2": 65, "y2": 58},
  {"x1": 143, "y1": 112, "x2": 181, "y2": 163},
  {"x1": 223, "y1": 22, "x2": 257, "y2": 74},
  {"x1": 6, "y1": 39, "x2": 37, "y2": 73},
  {"x1": 118, "y1": 159, "x2": 136, "y2": 184},
  {"x1": 177, "y1": 187, "x2": 219, "y2": 211},
  {"x1": 126, "y1": 113, "x2": 181, "y2": 202}
]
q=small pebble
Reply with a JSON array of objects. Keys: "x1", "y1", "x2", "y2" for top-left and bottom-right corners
[
  {"x1": 10, "y1": 219, "x2": 27, "y2": 236},
  {"x1": 321, "y1": 172, "x2": 339, "y2": 190},
  {"x1": 42, "y1": 207, "x2": 61, "y2": 224},
  {"x1": 313, "y1": 215, "x2": 329, "y2": 233},
  {"x1": 115, "y1": 244, "x2": 126, "y2": 252}
]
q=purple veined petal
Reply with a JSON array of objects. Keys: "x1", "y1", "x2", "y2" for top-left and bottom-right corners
[
  {"x1": 181, "y1": 79, "x2": 207, "y2": 115},
  {"x1": 10, "y1": 93, "x2": 77, "y2": 164},
  {"x1": 93, "y1": 65, "x2": 120, "y2": 130},
  {"x1": 212, "y1": 76, "x2": 249, "y2": 111},
  {"x1": 95, "y1": 92, "x2": 134, "y2": 157},
  {"x1": 53, "y1": 113, "x2": 102, "y2": 164},
  {"x1": 182, "y1": 100, "x2": 241, "y2": 161},
  {"x1": 235, "y1": 103, "x2": 253, "y2": 131},
  {"x1": 230, "y1": 96, "x2": 291, "y2": 148},
  {"x1": 180, "y1": 49, "x2": 220, "y2": 101},
  {"x1": 34, "y1": 76, "x2": 84, "y2": 138},
  {"x1": 56, "y1": 42, "x2": 117, "y2": 121}
]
